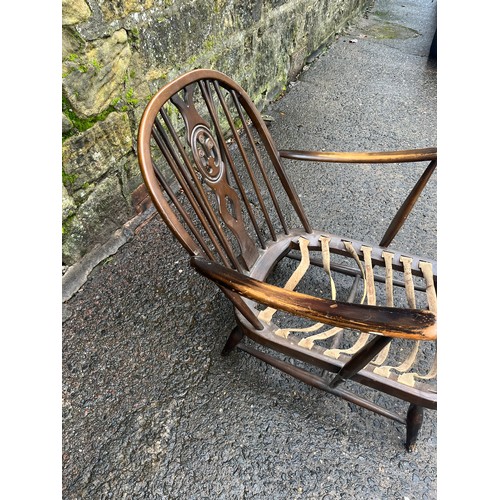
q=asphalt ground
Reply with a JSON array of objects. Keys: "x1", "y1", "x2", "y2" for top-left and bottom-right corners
[{"x1": 62, "y1": 1, "x2": 439, "y2": 498}]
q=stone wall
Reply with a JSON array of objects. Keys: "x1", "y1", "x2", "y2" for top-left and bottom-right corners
[{"x1": 62, "y1": 0, "x2": 371, "y2": 266}]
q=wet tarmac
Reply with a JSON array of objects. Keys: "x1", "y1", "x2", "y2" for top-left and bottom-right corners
[{"x1": 62, "y1": 0, "x2": 438, "y2": 497}]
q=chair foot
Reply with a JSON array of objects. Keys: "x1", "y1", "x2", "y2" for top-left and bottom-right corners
[
  {"x1": 405, "y1": 403, "x2": 424, "y2": 452},
  {"x1": 221, "y1": 326, "x2": 244, "y2": 356}
]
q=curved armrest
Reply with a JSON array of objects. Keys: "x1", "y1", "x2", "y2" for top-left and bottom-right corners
[
  {"x1": 279, "y1": 147, "x2": 437, "y2": 164},
  {"x1": 190, "y1": 256, "x2": 436, "y2": 341},
  {"x1": 278, "y1": 146, "x2": 437, "y2": 248}
]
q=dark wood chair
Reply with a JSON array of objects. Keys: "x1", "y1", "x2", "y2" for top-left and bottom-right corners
[{"x1": 137, "y1": 69, "x2": 437, "y2": 452}]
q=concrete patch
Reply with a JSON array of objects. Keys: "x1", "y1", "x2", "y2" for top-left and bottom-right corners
[{"x1": 366, "y1": 21, "x2": 420, "y2": 40}]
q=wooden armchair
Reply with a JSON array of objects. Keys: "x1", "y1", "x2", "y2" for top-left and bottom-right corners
[{"x1": 137, "y1": 69, "x2": 437, "y2": 452}]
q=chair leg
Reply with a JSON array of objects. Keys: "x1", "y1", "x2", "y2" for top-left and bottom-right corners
[
  {"x1": 405, "y1": 403, "x2": 424, "y2": 452},
  {"x1": 221, "y1": 326, "x2": 244, "y2": 356}
]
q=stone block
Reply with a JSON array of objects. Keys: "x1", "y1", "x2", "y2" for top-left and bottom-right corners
[
  {"x1": 96, "y1": 0, "x2": 154, "y2": 22},
  {"x1": 62, "y1": 0, "x2": 91, "y2": 26},
  {"x1": 62, "y1": 175, "x2": 132, "y2": 265},
  {"x1": 62, "y1": 112, "x2": 133, "y2": 193},
  {"x1": 62, "y1": 29, "x2": 131, "y2": 118}
]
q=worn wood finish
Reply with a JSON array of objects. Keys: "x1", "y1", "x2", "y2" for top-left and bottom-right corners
[
  {"x1": 190, "y1": 256, "x2": 436, "y2": 341},
  {"x1": 137, "y1": 69, "x2": 438, "y2": 451},
  {"x1": 279, "y1": 148, "x2": 436, "y2": 163},
  {"x1": 406, "y1": 404, "x2": 425, "y2": 452}
]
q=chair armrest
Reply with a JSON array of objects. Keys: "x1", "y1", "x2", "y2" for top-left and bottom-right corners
[
  {"x1": 278, "y1": 146, "x2": 437, "y2": 248},
  {"x1": 190, "y1": 256, "x2": 436, "y2": 341},
  {"x1": 278, "y1": 147, "x2": 437, "y2": 164}
]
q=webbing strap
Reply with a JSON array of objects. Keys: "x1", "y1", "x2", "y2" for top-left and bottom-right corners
[
  {"x1": 398, "y1": 261, "x2": 437, "y2": 385},
  {"x1": 382, "y1": 251, "x2": 395, "y2": 307},
  {"x1": 259, "y1": 237, "x2": 336, "y2": 341},
  {"x1": 361, "y1": 246, "x2": 376, "y2": 306},
  {"x1": 298, "y1": 236, "x2": 343, "y2": 348},
  {"x1": 372, "y1": 251, "x2": 396, "y2": 366},
  {"x1": 258, "y1": 237, "x2": 311, "y2": 325},
  {"x1": 373, "y1": 256, "x2": 419, "y2": 380},
  {"x1": 320, "y1": 235, "x2": 336, "y2": 301},
  {"x1": 401, "y1": 256, "x2": 416, "y2": 308},
  {"x1": 323, "y1": 241, "x2": 371, "y2": 358},
  {"x1": 396, "y1": 257, "x2": 420, "y2": 371},
  {"x1": 259, "y1": 236, "x2": 345, "y2": 346},
  {"x1": 420, "y1": 261, "x2": 437, "y2": 314}
]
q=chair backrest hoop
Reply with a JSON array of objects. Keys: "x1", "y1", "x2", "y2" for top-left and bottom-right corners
[{"x1": 138, "y1": 69, "x2": 311, "y2": 270}]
